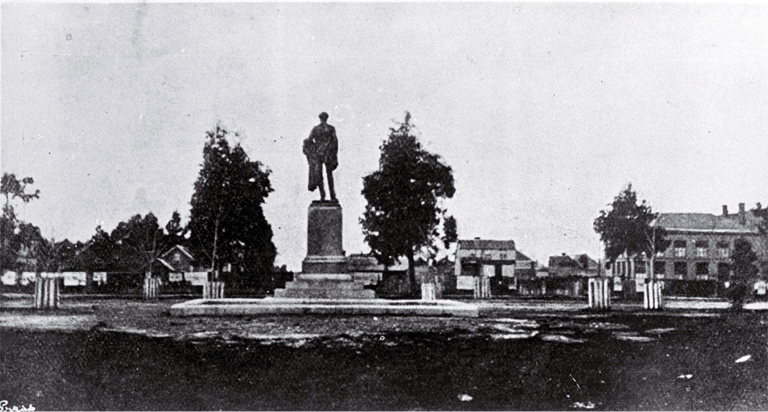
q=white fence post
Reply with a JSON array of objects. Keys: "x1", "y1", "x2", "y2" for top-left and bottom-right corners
[
  {"x1": 203, "y1": 281, "x2": 225, "y2": 299},
  {"x1": 588, "y1": 278, "x2": 611, "y2": 310},
  {"x1": 143, "y1": 277, "x2": 160, "y2": 300},
  {"x1": 34, "y1": 275, "x2": 60, "y2": 309},
  {"x1": 643, "y1": 280, "x2": 663, "y2": 310},
  {"x1": 421, "y1": 283, "x2": 436, "y2": 301}
]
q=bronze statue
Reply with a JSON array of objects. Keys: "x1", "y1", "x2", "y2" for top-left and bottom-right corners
[{"x1": 303, "y1": 112, "x2": 338, "y2": 202}]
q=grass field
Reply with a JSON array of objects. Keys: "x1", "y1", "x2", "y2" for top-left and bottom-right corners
[{"x1": 2, "y1": 299, "x2": 768, "y2": 410}]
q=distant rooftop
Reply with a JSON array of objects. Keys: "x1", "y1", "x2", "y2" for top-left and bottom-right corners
[
  {"x1": 458, "y1": 239, "x2": 515, "y2": 250},
  {"x1": 515, "y1": 250, "x2": 532, "y2": 262},
  {"x1": 654, "y1": 212, "x2": 762, "y2": 234}
]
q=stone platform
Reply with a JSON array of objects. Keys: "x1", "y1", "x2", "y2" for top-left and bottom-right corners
[
  {"x1": 170, "y1": 298, "x2": 479, "y2": 317},
  {"x1": 274, "y1": 274, "x2": 375, "y2": 299}
]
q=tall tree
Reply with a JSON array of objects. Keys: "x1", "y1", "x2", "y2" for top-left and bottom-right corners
[
  {"x1": 79, "y1": 226, "x2": 115, "y2": 292},
  {"x1": 35, "y1": 237, "x2": 71, "y2": 274},
  {"x1": 1, "y1": 173, "x2": 40, "y2": 274},
  {"x1": 188, "y1": 123, "x2": 276, "y2": 287},
  {"x1": 361, "y1": 112, "x2": 456, "y2": 296},
  {"x1": 594, "y1": 184, "x2": 670, "y2": 278},
  {"x1": 84, "y1": 226, "x2": 116, "y2": 271},
  {"x1": 13, "y1": 222, "x2": 45, "y2": 274},
  {"x1": 728, "y1": 238, "x2": 759, "y2": 310},
  {"x1": 53, "y1": 239, "x2": 79, "y2": 272},
  {"x1": 111, "y1": 213, "x2": 165, "y2": 276},
  {"x1": 751, "y1": 203, "x2": 768, "y2": 276}
]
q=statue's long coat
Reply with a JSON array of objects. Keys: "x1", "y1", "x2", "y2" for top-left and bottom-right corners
[{"x1": 303, "y1": 123, "x2": 338, "y2": 191}]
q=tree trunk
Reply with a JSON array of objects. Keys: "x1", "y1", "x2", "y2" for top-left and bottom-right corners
[
  {"x1": 407, "y1": 249, "x2": 417, "y2": 298},
  {"x1": 85, "y1": 270, "x2": 94, "y2": 294},
  {"x1": 209, "y1": 204, "x2": 222, "y2": 281}
]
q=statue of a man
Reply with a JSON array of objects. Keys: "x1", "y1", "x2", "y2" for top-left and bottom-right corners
[{"x1": 303, "y1": 112, "x2": 338, "y2": 202}]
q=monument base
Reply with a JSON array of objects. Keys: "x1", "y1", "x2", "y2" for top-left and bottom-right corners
[
  {"x1": 274, "y1": 273, "x2": 375, "y2": 299},
  {"x1": 302, "y1": 255, "x2": 348, "y2": 273},
  {"x1": 170, "y1": 298, "x2": 479, "y2": 317}
]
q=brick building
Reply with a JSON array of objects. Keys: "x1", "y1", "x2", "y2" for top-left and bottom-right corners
[{"x1": 608, "y1": 203, "x2": 767, "y2": 297}]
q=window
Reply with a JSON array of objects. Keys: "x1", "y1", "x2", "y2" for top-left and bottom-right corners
[
  {"x1": 500, "y1": 253, "x2": 507, "y2": 259},
  {"x1": 653, "y1": 261, "x2": 666, "y2": 277},
  {"x1": 717, "y1": 263, "x2": 730, "y2": 281},
  {"x1": 674, "y1": 261, "x2": 687, "y2": 277},
  {"x1": 484, "y1": 253, "x2": 492, "y2": 261},
  {"x1": 696, "y1": 262, "x2": 709, "y2": 275},
  {"x1": 674, "y1": 240, "x2": 687, "y2": 258},
  {"x1": 635, "y1": 259, "x2": 646, "y2": 274},
  {"x1": 717, "y1": 241, "x2": 730, "y2": 258},
  {"x1": 173, "y1": 252, "x2": 181, "y2": 263},
  {"x1": 695, "y1": 240, "x2": 709, "y2": 258}
]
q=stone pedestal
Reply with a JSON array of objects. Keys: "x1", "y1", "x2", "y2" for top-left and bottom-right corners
[
  {"x1": 302, "y1": 201, "x2": 347, "y2": 273},
  {"x1": 274, "y1": 201, "x2": 375, "y2": 299}
]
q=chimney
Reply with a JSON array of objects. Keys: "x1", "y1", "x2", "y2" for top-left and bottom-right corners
[
  {"x1": 722, "y1": 205, "x2": 729, "y2": 217},
  {"x1": 739, "y1": 203, "x2": 746, "y2": 225}
]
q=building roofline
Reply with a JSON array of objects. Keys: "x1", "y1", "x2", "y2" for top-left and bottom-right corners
[
  {"x1": 162, "y1": 244, "x2": 195, "y2": 260},
  {"x1": 155, "y1": 258, "x2": 176, "y2": 271},
  {"x1": 664, "y1": 228, "x2": 759, "y2": 234}
]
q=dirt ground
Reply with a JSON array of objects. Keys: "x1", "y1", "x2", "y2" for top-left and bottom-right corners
[
  {"x1": 0, "y1": 295, "x2": 733, "y2": 339},
  {"x1": 2, "y1": 296, "x2": 766, "y2": 410}
]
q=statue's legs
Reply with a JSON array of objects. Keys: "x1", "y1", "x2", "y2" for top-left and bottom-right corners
[
  {"x1": 326, "y1": 166, "x2": 336, "y2": 201},
  {"x1": 317, "y1": 167, "x2": 326, "y2": 201}
]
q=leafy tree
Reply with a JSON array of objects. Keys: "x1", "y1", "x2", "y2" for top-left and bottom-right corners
[
  {"x1": 188, "y1": 123, "x2": 276, "y2": 288},
  {"x1": 361, "y1": 112, "x2": 456, "y2": 296},
  {"x1": 728, "y1": 238, "x2": 759, "y2": 310},
  {"x1": 111, "y1": 213, "x2": 165, "y2": 276},
  {"x1": 35, "y1": 238, "x2": 72, "y2": 274},
  {"x1": 442, "y1": 215, "x2": 458, "y2": 250},
  {"x1": 1, "y1": 173, "x2": 40, "y2": 273},
  {"x1": 594, "y1": 184, "x2": 670, "y2": 279},
  {"x1": 13, "y1": 222, "x2": 45, "y2": 274},
  {"x1": 79, "y1": 226, "x2": 116, "y2": 291},
  {"x1": 84, "y1": 226, "x2": 116, "y2": 271},
  {"x1": 751, "y1": 203, "x2": 768, "y2": 276},
  {"x1": 53, "y1": 239, "x2": 79, "y2": 272}
]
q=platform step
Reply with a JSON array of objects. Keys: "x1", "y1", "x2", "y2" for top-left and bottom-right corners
[
  {"x1": 274, "y1": 288, "x2": 375, "y2": 299},
  {"x1": 283, "y1": 282, "x2": 365, "y2": 290}
]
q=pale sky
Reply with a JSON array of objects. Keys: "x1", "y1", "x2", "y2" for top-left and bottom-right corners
[{"x1": 2, "y1": 2, "x2": 767, "y2": 271}]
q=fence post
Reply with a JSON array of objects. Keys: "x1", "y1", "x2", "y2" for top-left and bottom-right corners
[
  {"x1": 34, "y1": 275, "x2": 60, "y2": 309},
  {"x1": 655, "y1": 281, "x2": 663, "y2": 309},
  {"x1": 143, "y1": 276, "x2": 159, "y2": 300},
  {"x1": 421, "y1": 283, "x2": 436, "y2": 301},
  {"x1": 203, "y1": 280, "x2": 225, "y2": 299},
  {"x1": 34, "y1": 276, "x2": 43, "y2": 309},
  {"x1": 643, "y1": 280, "x2": 663, "y2": 310},
  {"x1": 588, "y1": 278, "x2": 611, "y2": 310}
]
